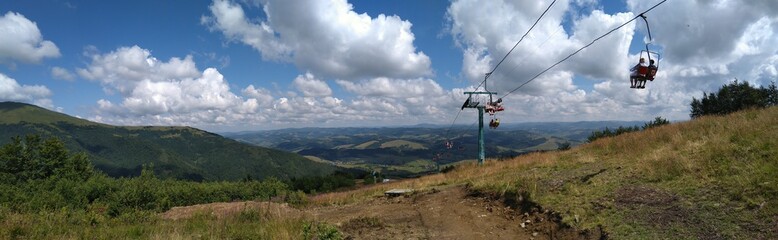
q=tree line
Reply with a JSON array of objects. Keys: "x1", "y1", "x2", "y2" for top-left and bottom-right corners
[
  {"x1": 0, "y1": 135, "x2": 358, "y2": 217},
  {"x1": 691, "y1": 80, "x2": 777, "y2": 118},
  {"x1": 587, "y1": 117, "x2": 670, "y2": 142}
]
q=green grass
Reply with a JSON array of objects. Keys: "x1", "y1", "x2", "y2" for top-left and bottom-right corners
[
  {"x1": 379, "y1": 140, "x2": 427, "y2": 150},
  {"x1": 0, "y1": 208, "x2": 341, "y2": 240},
  {"x1": 314, "y1": 107, "x2": 778, "y2": 239},
  {"x1": 353, "y1": 140, "x2": 379, "y2": 149},
  {"x1": 0, "y1": 102, "x2": 102, "y2": 126}
]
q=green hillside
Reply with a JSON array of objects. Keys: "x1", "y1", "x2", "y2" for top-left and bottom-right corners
[
  {"x1": 0, "y1": 102, "x2": 102, "y2": 126},
  {"x1": 0, "y1": 102, "x2": 336, "y2": 181},
  {"x1": 317, "y1": 106, "x2": 778, "y2": 239}
]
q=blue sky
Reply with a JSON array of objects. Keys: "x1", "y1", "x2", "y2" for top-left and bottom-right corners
[{"x1": 1, "y1": 0, "x2": 776, "y2": 131}]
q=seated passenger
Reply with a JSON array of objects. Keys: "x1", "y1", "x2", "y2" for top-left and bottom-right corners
[
  {"x1": 630, "y1": 58, "x2": 647, "y2": 88},
  {"x1": 646, "y1": 59, "x2": 657, "y2": 81}
]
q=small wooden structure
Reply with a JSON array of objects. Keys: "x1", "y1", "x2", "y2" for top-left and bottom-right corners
[{"x1": 384, "y1": 189, "x2": 413, "y2": 198}]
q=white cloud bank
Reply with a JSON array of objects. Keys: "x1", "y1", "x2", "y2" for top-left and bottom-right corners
[
  {"x1": 202, "y1": 0, "x2": 432, "y2": 81},
  {"x1": 78, "y1": 46, "x2": 265, "y2": 126},
  {"x1": 446, "y1": 0, "x2": 778, "y2": 122},
  {"x1": 0, "y1": 73, "x2": 53, "y2": 108},
  {"x1": 76, "y1": 44, "x2": 464, "y2": 129}
]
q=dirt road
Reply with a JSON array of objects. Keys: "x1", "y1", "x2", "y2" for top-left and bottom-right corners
[
  {"x1": 161, "y1": 186, "x2": 599, "y2": 239},
  {"x1": 310, "y1": 186, "x2": 535, "y2": 239}
]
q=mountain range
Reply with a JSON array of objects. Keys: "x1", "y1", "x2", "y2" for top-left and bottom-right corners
[
  {"x1": 0, "y1": 102, "x2": 336, "y2": 181},
  {"x1": 224, "y1": 120, "x2": 644, "y2": 177}
]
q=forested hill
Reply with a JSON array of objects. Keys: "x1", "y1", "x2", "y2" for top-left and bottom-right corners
[{"x1": 0, "y1": 101, "x2": 337, "y2": 181}]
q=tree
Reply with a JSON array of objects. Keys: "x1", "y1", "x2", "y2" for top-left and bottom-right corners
[
  {"x1": 767, "y1": 81, "x2": 778, "y2": 106},
  {"x1": 690, "y1": 80, "x2": 776, "y2": 118},
  {"x1": 0, "y1": 135, "x2": 93, "y2": 183}
]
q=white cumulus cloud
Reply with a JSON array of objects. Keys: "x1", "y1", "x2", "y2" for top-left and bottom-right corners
[
  {"x1": 293, "y1": 73, "x2": 332, "y2": 97},
  {"x1": 0, "y1": 11, "x2": 60, "y2": 65},
  {"x1": 336, "y1": 77, "x2": 444, "y2": 98},
  {"x1": 203, "y1": 0, "x2": 432, "y2": 80},
  {"x1": 79, "y1": 46, "x2": 264, "y2": 126},
  {"x1": 51, "y1": 67, "x2": 75, "y2": 81},
  {"x1": 0, "y1": 73, "x2": 53, "y2": 108}
]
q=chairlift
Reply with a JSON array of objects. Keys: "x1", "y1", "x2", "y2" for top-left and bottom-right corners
[{"x1": 630, "y1": 14, "x2": 662, "y2": 89}]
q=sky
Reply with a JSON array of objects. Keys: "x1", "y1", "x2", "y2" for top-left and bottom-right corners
[{"x1": 0, "y1": 0, "x2": 776, "y2": 132}]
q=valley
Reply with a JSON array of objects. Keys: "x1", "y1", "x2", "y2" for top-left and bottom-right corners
[{"x1": 224, "y1": 121, "x2": 642, "y2": 178}]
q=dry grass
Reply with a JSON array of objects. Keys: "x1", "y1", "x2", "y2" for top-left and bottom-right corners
[
  {"x1": 310, "y1": 107, "x2": 778, "y2": 239},
  {"x1": 1, "y1": 206, "x2": 326, "y2": 240}
]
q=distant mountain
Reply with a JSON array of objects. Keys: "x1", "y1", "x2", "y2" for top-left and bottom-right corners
[
  {"x1": 0, "y1": 102, "x2": 337, "y2": 181},
  {"x1": 224, "y1": 121, "x2": 647, "y2": 177}
]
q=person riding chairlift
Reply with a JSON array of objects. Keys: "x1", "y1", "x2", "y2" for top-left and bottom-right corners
[
  {"x1": 489, "y1": 118, "x2": 500, "y2": 129},
  {"x1": 647, "y1": 59, "x2": 657, "y2": 79},
  {"x1": 485, "y1": 98, "x2": 504, "y2": 115},
  {"x1": 630, "y1": 58, "x2": 648, "y2": 88},
  {"x1": 636, "y1": 59, "x2": 657, "y2": 88}
]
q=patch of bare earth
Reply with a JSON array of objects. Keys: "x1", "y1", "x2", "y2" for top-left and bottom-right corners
[
  {"x1": 311, "y1": 186, "x2": 603, "y2": 240},
  {"x1": 157, "y1": 186, "x2": 604, "y2": 239}
]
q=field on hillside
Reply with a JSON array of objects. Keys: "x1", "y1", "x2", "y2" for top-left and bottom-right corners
[
  {"x1": 225, "y1": 122, "x2": 642, "y2": 178},
  {"x1": 310, "y1": 107, "x2": 778, "y2": 239}
]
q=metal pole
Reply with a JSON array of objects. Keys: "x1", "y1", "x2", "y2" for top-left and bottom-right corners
[{"x1": 477, "y1": 106, "x2": 485, "y2": 165}]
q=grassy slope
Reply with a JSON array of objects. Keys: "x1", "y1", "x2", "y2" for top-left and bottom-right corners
[
  {"x1": 0, "y1": 102, "x2": 337, "y2": 181},
  {"x1": 0, "y1": 102, "x2": 102, "y2": 126},
  {"x1": 379, "y1": 140, "x2": 427, "y2": 150},
  {"x1": 313, "y1": 107, "x2": 778, "y2": 239}
]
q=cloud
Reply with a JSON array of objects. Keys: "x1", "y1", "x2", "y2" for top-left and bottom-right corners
[
  {"x1": 203, "y1": 0, "x2": 431, "y2": 80},
  {"x1": 201, "y1": 0, "x2": 292, "y2": 61},
  {"x1": 0, "y1": 11, "x2": 60, "y2": 65},
  {"x1": 622, "y1": 0, "x2": 778, "y2": 106},
  {"x1": 241, "y1": 84, "x2": 274, "y2": 107},
  {"x1": 75, "y1": 45, "x2": 458, "y2": 129},
  {"x1": 51, "y1": 67, "x2": 75, "y2": 81},
  {"x1": 444, "y1": 0, "x2": 778, "y2": 123},
  {"x1": 79, "y1": 46, "x2": 264, "y2": 126},
  {"x1": 77, "y1": 45, "x2": 202, "y2": 95},
  {"x1": 447, "y1": 0, "x2": 635, "y2": 95},
  {"x1": 293, "y1": 73, "x2": 332, "y2": 97},
  {"x1": 0, "y1": 72, "x2": 53, "y2": 108},
  {"x1": 336, "y1": 77, "x2": 444, "y2": 98}
]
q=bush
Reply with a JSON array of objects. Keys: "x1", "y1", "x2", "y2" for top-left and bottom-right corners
[
  {"x1": 587, "y1": 116, "x2": 670, "y2": 143},
  {"x1": 290, "y1": 171, "x2": 356, "y2": 193},
  {"x1": 642, "y1": 117, "x2": 670, "y2": 130},
  {"x1": 0, "y1": 135, "x2": 293, "y2": 217}
]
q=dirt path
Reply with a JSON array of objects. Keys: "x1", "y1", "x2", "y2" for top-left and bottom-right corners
[
  {"x1": 160, "y1": 186, "x2": 596, "y2": 239},
  {"x1": 310, "y1": 186, "x2": 534, "y2": 239}
]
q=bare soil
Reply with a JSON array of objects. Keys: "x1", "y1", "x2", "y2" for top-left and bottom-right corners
[
  {"x1": 311, "y1": 186, "x2": 603, "y2": 240},
  {"x1": 160, "y1": 186, "x2": 603, "y2": 239}
]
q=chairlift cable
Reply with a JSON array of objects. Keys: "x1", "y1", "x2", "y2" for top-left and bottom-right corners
[
  {"x1": 474, "y1": 0, "x2": 559, "y2": 92},
  {"x1": 501, "y1": 0, "x2": 668, "y2": 99}
]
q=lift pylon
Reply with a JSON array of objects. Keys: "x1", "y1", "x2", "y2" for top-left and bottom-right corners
[{"x1": 461, "y1": 91, "x2": 497, "y2": 165}]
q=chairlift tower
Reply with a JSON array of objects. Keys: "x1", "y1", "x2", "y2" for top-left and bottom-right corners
[{"x1": 461, "y1": 91, "x2": 497, "y2": 165}]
